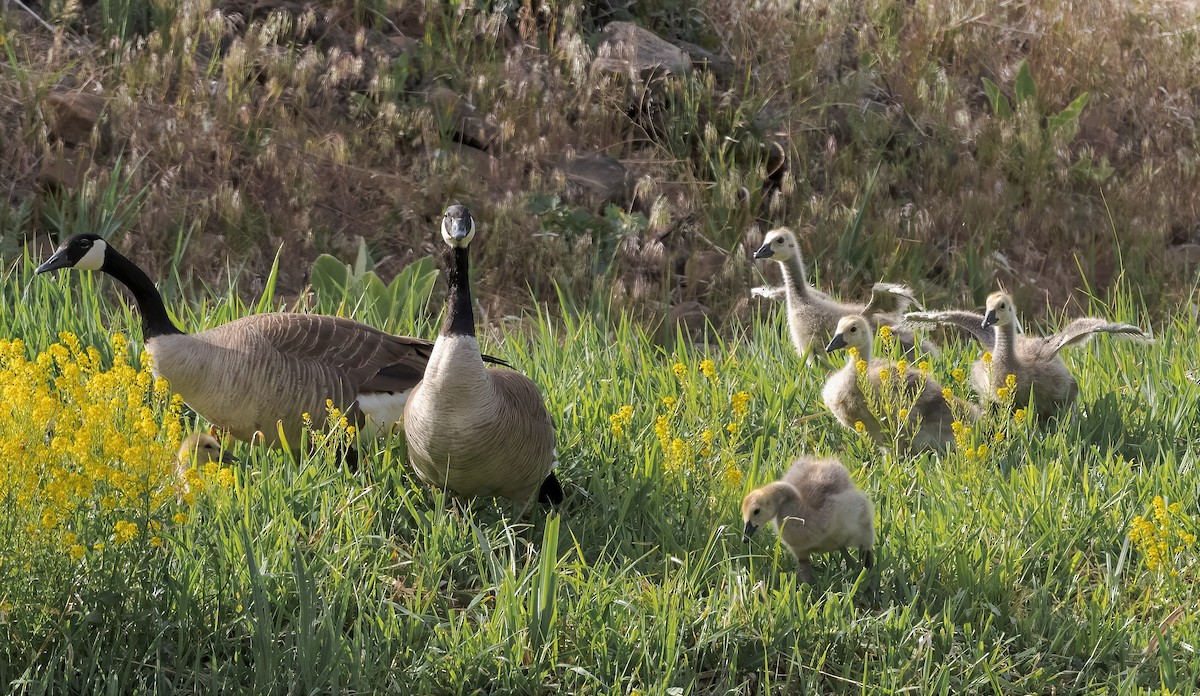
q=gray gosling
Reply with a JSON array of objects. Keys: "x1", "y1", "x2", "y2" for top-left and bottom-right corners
[
  {"x1": 751, "y1": 227, "x2": 932, "y2": 364},
  {"x1": 34, "y1": 234, "x2": 509, "y2": 455},
  {"x1": 823, "y1": 315, "x2": 972, "y2": 452},
  {"x1": 403, "y1": 205, "x2": 563, "y2": 512},
  {"x1": 904, "y1": 291, "x2": 1152, "y2": 417},
  {"x1": 741, "y1": 455, "x2": 874, "y2": 583}
]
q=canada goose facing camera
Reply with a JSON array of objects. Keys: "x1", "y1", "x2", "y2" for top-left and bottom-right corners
[
  {"x1": 751, "y1": 227, "x2": 934, "y2": 364},
  {"x1": 905, "y1": 291, "x2": 1152, "y2": 417},
  {"x1": 35, "y1": 233, "x2": 495, "y2": 454},
  {"x1": 403, "y1": 205, "x2": 563, "y2": 510}
]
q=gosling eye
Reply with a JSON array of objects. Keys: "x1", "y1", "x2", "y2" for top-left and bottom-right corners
[
  {"x1": 999, "y1": 303, "x2": 1007, "y2": 310},
  {"x1": 753, "y1": 507, "x2": 761, "y2": 516},
  {"x1": 849, "y1": 326, "x2": 857, "y2": 333},
  {"x1": 774, "y1": 238, "x2": 783, "y2": 245},
  {"x1": 203, "y1": 442, "x2": 215, "y2": 450}
]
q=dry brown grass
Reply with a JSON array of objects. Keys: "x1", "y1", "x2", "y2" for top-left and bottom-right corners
[{"x1": 2, "y1": 0, "x2": 1199, "y2": 332}]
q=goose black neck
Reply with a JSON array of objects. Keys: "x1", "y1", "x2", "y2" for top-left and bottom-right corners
[
  {"x1": 442, "y1": 246, "x2": 475, "y2": 337},
  {"x1": 105, "y1": 251, "x2": 184, "y2": 339}
]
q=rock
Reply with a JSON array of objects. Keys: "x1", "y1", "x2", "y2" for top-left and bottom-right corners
[
  {"x1": 422, "y1": 86, "x2": 499, "y2": 151},
  {"x1": 37, "y1": 149, "x2": 92, "y2": 192},
  {"x1": 1168, "y1": 243, "x2": 1200, "y2": 267},
  {"x1": 671, "y1": 39, "x2": 735, "y2": 83},
  {"x1": 557, "y1": 156, "x2": 630, "y2": 208},
  {"x1": 684, "y1": 250, "x2": 727, "y2": 297},
  {"x1": 671, "y1": 300, "x2": 716, "y2": 340},
  {"x1": 592, "y1": 21, "x2": 690, "y2": 81},
  {"x1": 43, "y1": 91, "x2": 109, "y2": 149}
]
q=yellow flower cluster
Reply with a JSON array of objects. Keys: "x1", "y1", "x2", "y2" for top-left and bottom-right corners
[
  {"x1": 731, "y1": 391, "x2": 751, "y2": 418},
  {"x1": 0, "y1": 334, "x2": 212, "y2": 561},
  {"x1": 877, "y1": 325, "x2": 894, "y2": 346},
  {"x1": 699, "y1": 359, "x2": 717, "y2": 380},
  {"x1": 1130, "y1": 496, "x2": 1197, "y2": 575},
  {"x1": 609, "y1": 405, "x2": 634, "y2": 437}
]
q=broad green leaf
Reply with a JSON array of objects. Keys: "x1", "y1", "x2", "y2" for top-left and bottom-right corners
[
  {"x1": 310, "y1": 253, "x2": 351, "y2": 310},
  {"x1": 982, "y1": 77, "x2": 1012, "y2": 119},
  {"x1": 1014, "y1": 60, "x2": 1037, "y2": 103},
  {"x1": 1049, "y1": 92, "x2": 1090, "y2": 134}
]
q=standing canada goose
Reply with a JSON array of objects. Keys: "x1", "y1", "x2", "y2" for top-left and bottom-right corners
[
  {"x1": 34, "y1": 233, "x2": 494, "y2": 452},
  {"x1": 904, "y1": 291, "x2": 1153, "y2": 417},
  {"x1": 751, "y1": 227, "x2": 932, "y2": 364},
  {"x1": 403, "y1": 204, "x2": 563, "y2": 510},
  {"x1": 822, "y1": 315, "x2": 970, "y2": 452},
  {"x1": 741, "y1": 455, "x2": 874, "y2": 583}
]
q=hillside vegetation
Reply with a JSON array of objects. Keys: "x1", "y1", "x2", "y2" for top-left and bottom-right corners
[{"x1": 3, "y1": 0, "x2": 1200, "y2": 330}]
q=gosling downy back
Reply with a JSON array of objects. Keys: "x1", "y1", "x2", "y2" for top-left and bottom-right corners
[
  {"x1": 751, "y1": 227, "x2": 933, "y2": 363},
  {"x1": 35, "y1": 234, "x2": 507, "y2": 451},
  {"x1": 741, "y1": 455, "x2": 874, "y2": 582},
  {"x1": 403, "y1": 205, "x2": 562, "y2": 510}
]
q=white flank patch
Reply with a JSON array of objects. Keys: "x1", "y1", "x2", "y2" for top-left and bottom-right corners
[
  {"x1": 357, "y1": 390, "x2": 411, "y2": 437},
  {"x1": 77, "y1": 240, "x2": 107, "y2": 270}
]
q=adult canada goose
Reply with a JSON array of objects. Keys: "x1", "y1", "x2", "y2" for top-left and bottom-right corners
[
  {"x1": 823, "y1": 315, "x2": 970, "y2": 452},
  {"x1": 741, "y1": 455, "x2": 874, "y2": 583},
  {"x1": 403, "y1": 205, "x2": 563, "y2": 510},
  {"x1": 904, "y1": 291, "x2": 1153, "y2": 417},
  {"x1": 34, "y1": 233, "x2": 502, "y2": 452},
  {"x1": 751, "y1": 227, "x2": 932, "y2": 363}
]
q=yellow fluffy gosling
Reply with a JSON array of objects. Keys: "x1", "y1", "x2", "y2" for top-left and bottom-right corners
[{"x1": 741, "y1": 455, "x2": 874, "y2": 582}]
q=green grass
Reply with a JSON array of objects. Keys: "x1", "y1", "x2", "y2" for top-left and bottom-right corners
[{"x1": 1, "y1": 249, "x2": 1198, "y2": 694}]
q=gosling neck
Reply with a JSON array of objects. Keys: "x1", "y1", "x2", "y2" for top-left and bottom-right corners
[
  {"x1": 441, "y1": 245, "x2": 475, "y2": 338},
  {"x1": 991, "y1": 321, "x2": 1016, "y2": 372},
  {"x1": 778, "y1": 255, "x2": 810, "y2": 301},
  {"x1": 104, "y1": 250, "x2": 184, "y2": 339}
]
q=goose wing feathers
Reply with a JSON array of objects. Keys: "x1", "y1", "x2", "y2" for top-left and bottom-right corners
[
  {"x1": 1043, "y1": 318, "x2": 1153, "y2": 355},
  {"x1": 903, "y1": 310, "x2": 994, "y2": 348},
  {"x1": 863, "y1": 283, "x2": 922, "y2": 317}
]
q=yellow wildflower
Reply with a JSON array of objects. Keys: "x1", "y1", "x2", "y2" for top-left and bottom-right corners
[
  {"x1": 113, "y1": 520, "x2": 138, "y2": 544},
  {"x1": 721, "y1": 463, "x2": 743, "y2": 487},
  {"x1": 731, "y1": 391, "x2": 751, "y2": 418},
  {"x1": 68, "y1": 545, "x2": 86, "y2": 560},
  {"x1": 896, "y1": 360, "x2": 908, "y2": 377},
  {"x1": 878, "y1": 368, "x2": 891, "y2": 383},
  {"x1": 975, "y1": 444, "x2": 989, "y2": 458},
  {"x1": 918, "y1": 360, "x2": 930, "y2": 375},
  {"x1": 942, "y1": 387, "x2": 954, "y2": 403},
  {"x1": 672, "y1": 362, "x2": 687, "y2": 380},
  {"x1": 996, "y1": 387, "x2": 1010, "y2": 400},
  {"x1": 173, "y1": 512, "x2": 188, "y2": 525},
  {"x1": 982, "y1": 351, "x2": 993, "y2": 365},
  {"x1": 877, "y1": 325, "x2": 894, "y2": 345},
  {"x1": 952, "y1": 368, "x2": 965, "y2": 384},
  {"x1": 699, "y1": 359, "x2": 717, "y2": 380},
  {"x1": 1005, "y1": 374, "x2": 1017, "y2": 388},
  {"x1": 150, "y1": 536, "x2": 163, "y2": 548},
  {"x1": 662, "y1": 396, "x2": 677, "y2": 409},
  {"x1": 1013, "y1": 409, "x2": 1026, "y2": 423},
  {"x1": 725, "y1": 422, "x2": 740, "y2": 436},
  {"x1": 854, "y1": 421, "x2": 867, "y2": 435},
  {"x1": 855, "y1": 360, "x2": 868, "y2": 376}
]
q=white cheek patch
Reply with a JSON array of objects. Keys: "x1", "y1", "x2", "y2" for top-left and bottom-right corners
[{"x1": 76, "y1": 240, "x2": 107, "y2": 270}]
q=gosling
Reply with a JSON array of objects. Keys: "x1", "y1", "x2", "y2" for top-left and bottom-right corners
[
  {"x1": 905, "y1": 291, "x2": 1153, "y2": 417},
  {"x1": 823, "y1": 315, "x2": 971, "y2": 452},
  {"x1": 176, "y1": 432, "x2": 236, "y2": 492},
  {"x1": 751, "y1": 227, "x2": 932, "y2": 364},
  {"x1": 742, "y1": 455, "x2": 874, "y2": 582}
]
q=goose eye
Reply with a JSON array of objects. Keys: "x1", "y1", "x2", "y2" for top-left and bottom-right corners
[
  {"x1": 80, "y1": 239, "x2": 92, "y2": 248},
  {"x1": 774, "y1": 238, "x2": 782, "y2": 245},
  {"x1": 203, "y1": 442, "x2": 214, "y2": 449},
  {"x1": 753, "y1": 507, "x2": 761, "y2": 515},
  {"x1": 849, "y1": 326, "x2": 857, "y2": 333}
]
